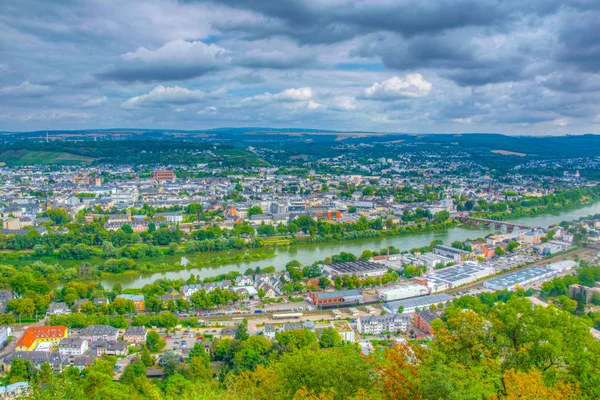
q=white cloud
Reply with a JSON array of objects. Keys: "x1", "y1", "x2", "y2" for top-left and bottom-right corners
[
  {"x1": 245, "y1": 87, "x2": 314, "y2": 102},
  {"x1": 0, "y1": 81, "x2": 49, "y2": 97},
  {"x1": 552, "y1": 118, "x2": 568, "y2": 126},
  {"x1": 121, "y1": 86, "x2": 225, "y2": 109},
  {"x1": 362, "y1": 74, "x2": 432, "y2": 100},
  {"x1": 452, "y1": 117, "x2": 473, "y2": 124},
  {"x1": 101, "y1": 39, "x2": 229, "y2": 81},
  {"x1": 329, "y1": 96, "x2": 358, "y2": 111},
  {"x1": 82, "y1": 96, "x2": 108, "y2": 108},
  {"x1": 198, "y1": 106, "x2": 217, "y2": 115}
]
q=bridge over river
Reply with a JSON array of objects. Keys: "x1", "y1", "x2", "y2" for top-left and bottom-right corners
[{"x1": 458, "y1": 216, "x2": 536, "y2": 231}]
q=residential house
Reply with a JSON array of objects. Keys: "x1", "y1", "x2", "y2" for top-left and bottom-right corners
[
  {"x1": 0, "y1": 382, "x2": 29, "y2": 399},
  {"x1": 414, "y1": 310, "x2": 438, "y2": 335},
  {"x1": 154, "y1": 212, "x2": 183, "y2": 223},
  {"x1": 3, "y1": 351, "x2": 64, "y2": 372},
  {"x1": 331, "y1": 320, "x2": 355, "y2": 343},
  {"x1": 263, "y1": 324, "x2": 276, "y2": 340},
  {"x1": 116, "y1": 294, "x2": 145, "y2": 311},
  {"x1": 235, "y1": 276, "x2": 254, "y2": 286},
  {"x1": 91, "y1": 341, "x2": 127, "y2": 356},
  {"x1": 356, "y1": 314, "x2": 410, "y2": 335},
  {"x1": 283, "y1": 321, "x2": 315, "y2": 332},
  {"x1": 58, "y1": 338, "x2": 89, "y2": 356},
  {"x1": 481, "y1": 244, "x2": 496, "y2": 258},
  {"x1": 0, "y1": 326, "x2": 12, "y2": 347},
  {"x1": 123, "y1": 326, "x2": 147, "y2": 343},
  {"x1": 182, "y1": 284, "x2": 204, "y2": 298},
  {"x1": 71, "y1": 355, "x2": 96, "y2": 371},
  {"x1": 0, "y1": 291, "x2": 14, "y2": 313},
  {"x1": 46, "y1": 302, "x2": 71, "y2": 316},
  {"x1": 79, "y1": 325, "x2": 119, "y2": 342}
]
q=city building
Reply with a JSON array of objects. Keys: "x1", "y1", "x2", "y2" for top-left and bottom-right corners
[
  {"x1": 331, "y1": 320, "x2": 355, "y2": 342},
  {"x1": 356, "y1": 314, "x2": 410, "y2": 335},
  {"x1": 377, "y1": 284, "x2": 429, "y2": 302},
  {"x1": 15, "y1": 326, "x2": 68, "y2": 351},
  {"x1": 3, "y1": 352, "x2": 64, "y2": 372},
  {"x1": 417, "y1": 262, "x2": 494, "y2": 291},
  {"x1": 433, "y1": 245, "x2": 470, "y2": 262},
  {"x1": 382, "y1": 293, "x2": 453, "y2": 314},
  {"x1": 123, "y1": 326, "x2": 147, "y2": 343},
  {"x1": 569, "y1": 284, "x2": 599, "y2": 303},
  {"x1": 154, "y1": 212, "x2": 183, "y2": 223},
  {"x1": 46, "y1": 302, "x2": 71, "y2": 316},
  {"x1": 0, "y1": 382, "x2": 30, "y2": 399},
  {"x1": 116, "y1": 294, "x2": 145, "y2": 311},
  {"x1": 0, "y1": 326, "x2": 12, "y2": 348},
  {"x1": 90, "y1": 341, "x2": 127, "y2": 356},
  {"x1": 79, "y1": 325, "x2": 119, "y2": 342},
  {"x1": 152, "y1": 170, "x2": 176, "y2": 181},
  {"x1": 308, "y1": 289, "x2": 364, "y2": 307},
  {"x1": 414, "y1": 310, "x2": 439, "y2": 335},
  {"x1": 263, "y1": 324, "x2": 276, "y2": 340},
  {"x1": 58, "y1": 338, "x2": 89, "y2": 356},
  {"x1": 483, "y1": 267, "x2": 557, "y2": 291},
  {"x1": 322, "y1": 261, "x2": 388, "y2": 278}
]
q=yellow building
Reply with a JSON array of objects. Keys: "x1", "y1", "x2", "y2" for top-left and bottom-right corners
[{"x1": 15, "y1": 326, "x2": 68, "y2": 351}]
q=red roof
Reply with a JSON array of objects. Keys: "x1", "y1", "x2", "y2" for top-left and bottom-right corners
[{"x1": 16, "y1": 326, "x2": 67, "y2": 349}]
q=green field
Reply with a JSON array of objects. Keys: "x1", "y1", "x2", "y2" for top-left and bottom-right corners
[{"x1": 1, "y1": 150, "x2": 95, "y2": 165}]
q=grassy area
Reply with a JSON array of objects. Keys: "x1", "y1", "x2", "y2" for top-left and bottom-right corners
[
  {"x1": 260, "y1": 237, "x2": 293, "y2": 246},
  {"x1": 1, "y1": 150, "x2": 95, "y2": 165}
]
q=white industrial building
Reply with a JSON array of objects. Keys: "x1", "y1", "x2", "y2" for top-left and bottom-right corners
[
  {"x1": 382, "y1": 293, "x2": 454, "y2": 314},
  {"x1": 378, "y1": 284, "x2": 429, "y2": 302},
  {"x1": 419, "y1": 262, "x2": 494, "y2": 290},
  {"x1": 546, "y1": 260, "x2": 577, "y2": 272},
  {"x1": 483, "y1": 266, "x2": 557, "y2": 291}
]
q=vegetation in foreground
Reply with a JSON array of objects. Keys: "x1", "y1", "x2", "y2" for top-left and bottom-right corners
[{"x1": 9, "y1": 292, "x2": 600, "y2": 400}]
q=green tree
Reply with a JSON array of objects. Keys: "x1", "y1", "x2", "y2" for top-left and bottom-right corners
[
  {"x1": 319, "y1": 327, "x2": 342, "y2": 348},
  {"x1": 146, "y1": 331, "x2": 166, "y2": 352},
  {"x1": 275, "y1": 329, "x2": 317, "y2": 350},
  {"x1": 247, "y1": 206, "x2": 263, "y2": 217},
  {"x1": 235, "y1": 319, "x2": 249, "y2": 341}
]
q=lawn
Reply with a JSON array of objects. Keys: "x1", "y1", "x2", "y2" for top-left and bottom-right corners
[{"x1": 3, "y1": 150, "x2": 95, "y2": 165}]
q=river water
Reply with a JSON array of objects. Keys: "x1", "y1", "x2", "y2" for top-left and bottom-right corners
[{"x1": 100, "y1": 202, "x2": 600, "y2": 289}]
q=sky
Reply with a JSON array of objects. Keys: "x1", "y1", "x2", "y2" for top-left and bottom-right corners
[{"x1": 1, "y1": 0, "x2": 600, "y2": 134}]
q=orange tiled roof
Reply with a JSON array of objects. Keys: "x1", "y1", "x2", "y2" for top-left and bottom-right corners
[{"x1": 16, "y1": 326, "x2": 67, "y2": 349}]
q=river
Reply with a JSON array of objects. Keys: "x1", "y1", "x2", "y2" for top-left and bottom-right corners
[{"x1": 100, "y1": 202, "x2": 600, "y2": 289}]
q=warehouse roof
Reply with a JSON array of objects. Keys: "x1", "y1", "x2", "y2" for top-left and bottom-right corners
[
  {"x1": 384, "y1": 293, "x2": 453, "y2": 314},
  {"x1": 484, "y1": 266, "x2": 554, "y2": 289}
]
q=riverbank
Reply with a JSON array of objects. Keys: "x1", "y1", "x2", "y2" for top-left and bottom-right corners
[
  {"x1": 471, "y1": 197, "x2": 600, "y2": 221},
  {"x1": 7, "y1": 200, "x2": 600, "y2": 290},
  {"x1": 0, "y1": 219, "x2": 457, "y2": 272}
]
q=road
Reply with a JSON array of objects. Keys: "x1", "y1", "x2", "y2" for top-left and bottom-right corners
[{"x1": 1, "y1": 319, "x2": 45, "y2": 355}]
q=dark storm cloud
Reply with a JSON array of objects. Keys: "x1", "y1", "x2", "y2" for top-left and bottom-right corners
[
  {"x1": 233, "y1": 72, "x2": 266, "y2": 84},
  {"x1": 211, "y1": 0, "x2": 563, "y2": 42},
  {"x1": 555, "y1": 11, "x2": 600, "y2": 72}
]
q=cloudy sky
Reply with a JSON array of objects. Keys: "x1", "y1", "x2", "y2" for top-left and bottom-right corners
[{"x1": 1, "y1": 0, "x2": 600, "y2": 134}]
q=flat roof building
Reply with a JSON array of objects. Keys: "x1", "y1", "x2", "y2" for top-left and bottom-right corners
[
  {"x1": 483, "y1": 266, "x2": 557, "y2": 291},
  {"x1": 323, "y1": 261, "x2": 388, "y2": 278},
  {"x1": 419, "y1": 262, "x2": 494, "y2": 290},
  {"x1": 308, "y1": 289, "x2": 364, "y2": 307},
  {"x1": 382, "y1": 293, "x2": 453, "y2": 314},
  {"x1": 378, "y1": 284, "x2": 429, "y2": 302}
]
